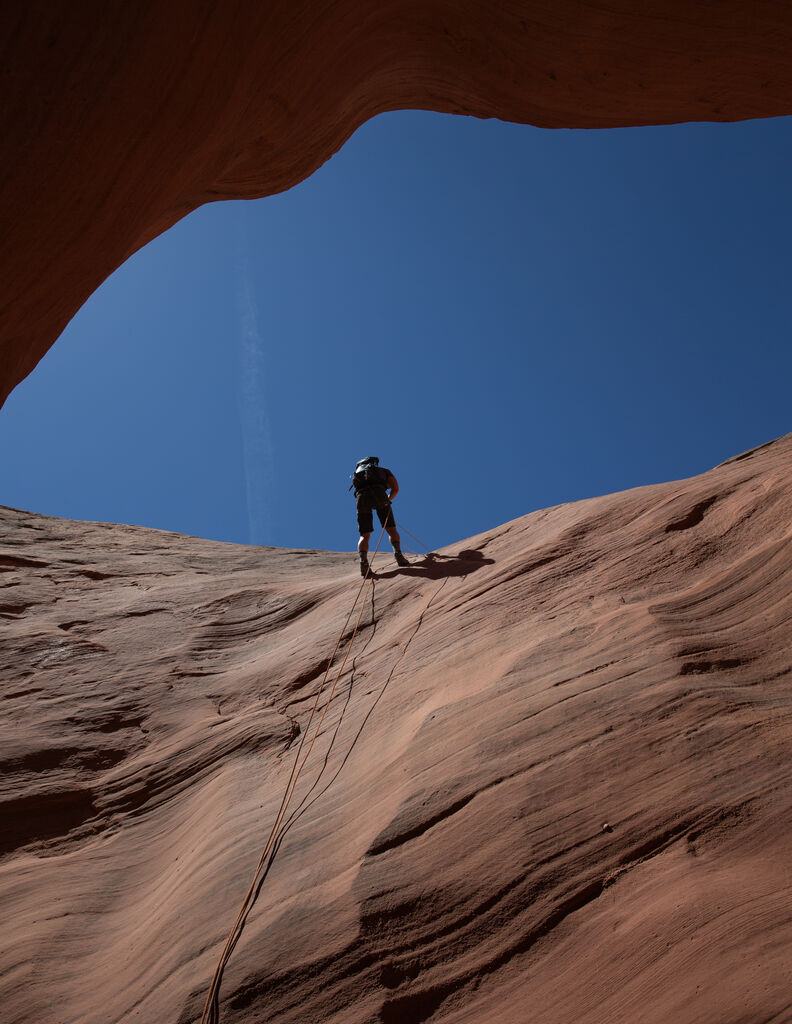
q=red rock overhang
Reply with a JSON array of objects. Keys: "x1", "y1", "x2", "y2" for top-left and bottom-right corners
[{"x1": 2, "y1": 1, "x2": 791, "y2": 406}]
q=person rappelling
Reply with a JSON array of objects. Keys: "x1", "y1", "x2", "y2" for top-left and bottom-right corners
[{"x1": 351, "y1": 456, "x2": 409, "y2": 575}]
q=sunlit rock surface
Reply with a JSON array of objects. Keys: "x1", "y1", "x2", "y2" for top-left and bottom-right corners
[
  {"x1": 4, "y1": 2, "x2": 792, "y2": 405},
  {"x1": 2, "y1": 434, "x2": 791, "y2": 1023}
]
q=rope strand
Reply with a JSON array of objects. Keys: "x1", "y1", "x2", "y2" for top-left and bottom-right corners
[
  {"x1": 395, "y1": 520, "x2": 432, "y2": 554},
  {"x1": 200, "y1": 525, "x2": 388, "y2": 1024}
]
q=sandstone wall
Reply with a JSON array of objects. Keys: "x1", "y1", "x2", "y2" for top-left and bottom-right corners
[
  {"x1": 3, "y1": 1, "x2": 792, "y2": 406},
  {"x1": 2, "y1": 435, "x2": 792, "y2": 1023}
]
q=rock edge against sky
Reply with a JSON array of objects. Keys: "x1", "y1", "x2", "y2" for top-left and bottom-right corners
[
  {"x1": 2, "y1": 434, "x2": 791, "y2": 1023},
  {"x1": 3, "y1": 1, "x2": 792, "y2": 405}
]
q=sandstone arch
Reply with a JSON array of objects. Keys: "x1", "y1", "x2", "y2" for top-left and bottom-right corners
[{"x1": 3, "y1": 1, "x2": 792, "y2": 407}]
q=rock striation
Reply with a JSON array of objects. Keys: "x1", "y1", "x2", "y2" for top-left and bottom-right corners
[
  {"x1": 2, "y1": 434, "x2": 791, "y2": 1023},
  {"x1": 3, "y1": 2, "x2": 792, "y2": 406}
]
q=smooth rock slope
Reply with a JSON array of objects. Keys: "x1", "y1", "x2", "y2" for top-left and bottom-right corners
[{"x1": 2, "y1": 434, "x2": 791, "y2": 1023}]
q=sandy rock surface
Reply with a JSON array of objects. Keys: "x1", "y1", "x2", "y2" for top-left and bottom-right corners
[{"x1": 2, "y1": 434, "x2": 791, "y2": 1023}]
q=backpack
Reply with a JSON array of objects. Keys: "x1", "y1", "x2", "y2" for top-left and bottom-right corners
[
  {"x1": 352, "y1": 456, "x2": 380, "y2": 486},
  {"x1": 350, "y1": 457, "x2": 389, "y2": 508}
]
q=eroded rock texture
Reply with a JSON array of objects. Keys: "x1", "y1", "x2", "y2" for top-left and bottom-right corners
[
  {"x1": 2, "y1": 435, "x2": 791, "y2": 1023},
  {"x1": 3, "y1": 1, "x2": 792, "y2": 405}
]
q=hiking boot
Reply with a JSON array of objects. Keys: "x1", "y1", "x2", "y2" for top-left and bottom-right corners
[
  {"x1": 359, "y1": 556, "x2": 370, "y2": 577},
  {"x1": 394, "y1": 550, "x2": 409, "y2": 568}
]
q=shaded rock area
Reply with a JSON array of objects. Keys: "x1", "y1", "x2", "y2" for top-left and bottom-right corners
[
  {"x1": 4, "y1": 1, "x2": 792, "y2": 405},
  {"x1": 2, "y1": 435, "x2": 792, "y2": 1023}
]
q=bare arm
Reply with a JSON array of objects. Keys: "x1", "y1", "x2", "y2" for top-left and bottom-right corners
[{"x1": 387, "y1": 474, "x2": 399, "y2": 500}]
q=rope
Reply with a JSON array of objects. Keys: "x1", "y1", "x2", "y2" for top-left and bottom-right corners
[
  {"x1": 200, "y1": 524, "x2": 388, "y2": 1024},
  {"x1": 396, "y1": 520, "x2": 432, "y2": 554}
]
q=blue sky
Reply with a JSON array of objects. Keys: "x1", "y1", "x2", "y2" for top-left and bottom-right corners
[{"x1": 2, "y1": 111, "x2": 791, "y2": 553}]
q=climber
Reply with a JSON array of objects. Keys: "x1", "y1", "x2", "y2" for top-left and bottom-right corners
[{"x1": 351, "y1": 456, "x2": 409, "y2": 576}]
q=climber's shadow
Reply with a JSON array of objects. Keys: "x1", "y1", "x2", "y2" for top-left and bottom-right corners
[{"x1": 373, "y1": 548, "x2": 494, "y2": 580}]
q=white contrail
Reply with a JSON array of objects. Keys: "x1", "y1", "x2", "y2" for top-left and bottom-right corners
[{"x1": 236, "y1": 229, "x2": 274, "y2": 546}]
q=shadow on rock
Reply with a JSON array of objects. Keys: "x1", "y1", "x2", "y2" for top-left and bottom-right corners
[{"x1": 374, "y1": 548, "x2": 494, "y2": 580}]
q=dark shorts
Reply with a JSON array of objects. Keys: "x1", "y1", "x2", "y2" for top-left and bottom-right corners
[{"x1": 357, "y1": 502, "x2": 395, "y2": 535}]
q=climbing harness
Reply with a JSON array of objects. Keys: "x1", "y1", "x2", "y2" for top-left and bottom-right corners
[{"x1": 200, "y1": 524, "x2": 389, "y2": 1024}]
